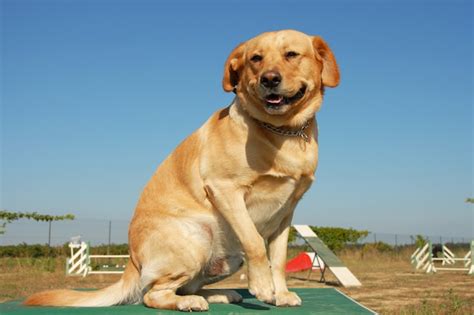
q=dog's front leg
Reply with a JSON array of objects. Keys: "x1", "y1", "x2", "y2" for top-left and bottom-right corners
[
  {"x1": 268, "y1": 217, "x2": 302, "y2": 307},
  {"x1": 268, "y1": 177, "x2": 313, "y2": 306},
  {"x1": 204, "y1": 182, "x2": 275, "y2": 305}
]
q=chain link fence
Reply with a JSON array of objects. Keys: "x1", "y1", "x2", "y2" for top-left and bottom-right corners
[
  {"x1": 0, "y1": 219, "x2": 472, "y2": 247},
  {"x1": 0, "y1": 219, "x2": 129, "y2": 246},
  {"x1": 358, "y1": 233, "x2": 471, "y2": 247}
]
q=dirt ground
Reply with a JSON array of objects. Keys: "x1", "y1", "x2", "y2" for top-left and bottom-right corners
[{"x1": 1, "y1": 250, "x2": 473, "y2": 314}]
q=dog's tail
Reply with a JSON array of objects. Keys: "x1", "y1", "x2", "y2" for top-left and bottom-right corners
[{"x1": 24, "y1": 261, "x2": 141, "y2": 307}]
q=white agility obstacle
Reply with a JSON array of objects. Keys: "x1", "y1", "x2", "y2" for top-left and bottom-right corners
[
  {"x1": 440, "y1": 245, "x2": 456, "y2": 265},
  {"x1": 411, "y1": 240, "x2": 473, "y2": 275},
  {"x1": 66, "y1": 241, "x2": 90, "y2": 276},
  {"x1": 66, "y1": 237, "x2": 129, "y2": 277},
  {"x1": 293, "y1": 225, "x2": 362, "y2": 287}
]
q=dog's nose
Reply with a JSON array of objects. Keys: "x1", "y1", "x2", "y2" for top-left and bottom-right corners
[{"x1": 260, "y1": 71, "x2": 282, "y2": 88}]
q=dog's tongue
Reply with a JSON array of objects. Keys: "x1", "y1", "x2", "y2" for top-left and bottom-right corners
[{"x1": 265, "y1": 94, "x2": 284, "y2": 104}]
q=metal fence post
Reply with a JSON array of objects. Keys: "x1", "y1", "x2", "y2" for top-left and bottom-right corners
[
  {"x1": 48, "y1": 221, "x2": 52, "y2": 246},
  {"x1": 107, "y1": 220, "x2": 112, "y2": 255}
]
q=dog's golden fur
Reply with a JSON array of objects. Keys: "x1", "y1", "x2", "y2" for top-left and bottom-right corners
[{"x1": 24, "y1": 29, "x2": 339, "y2": 311}]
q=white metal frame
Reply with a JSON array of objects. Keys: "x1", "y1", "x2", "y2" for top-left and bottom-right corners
[
  {"x1": 411, "y1": 240, "x2": 473, "y2": 275},
  {"x1": 66, "y1": 241, "x2": 129, "y2": 277}
]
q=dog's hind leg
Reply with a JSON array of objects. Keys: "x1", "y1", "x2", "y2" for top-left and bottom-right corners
[
  {"x1": 137, "y1": 217, "x2": 215, "y2": 311},
  {"x1": 141, "y1": 255, "x2": 211, "y2": 311}
]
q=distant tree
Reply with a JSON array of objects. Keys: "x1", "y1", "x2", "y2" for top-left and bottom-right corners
[
  {"x1": 410, "y1": 234, "x2": 428, "y2": 248},
  {"x1": 0, "y1": 210, "x2": 75, "y2": 246},
  {"x1": 466, "y1": 198, "x2": 474, "y2": 204},
  {"x1": 288, "y1": 225, "x2": 369, "y2": 251},
  {"x1": 310, "y1": 226, "x2": 369, "y2": 251},
  {"x1": 288, "y1": 226, "x2": 298, "y2": 243}
]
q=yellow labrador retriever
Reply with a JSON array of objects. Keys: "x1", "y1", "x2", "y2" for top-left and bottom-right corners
[{"x1": 25, "y1": 29, "x2": 339, "y2": 311}]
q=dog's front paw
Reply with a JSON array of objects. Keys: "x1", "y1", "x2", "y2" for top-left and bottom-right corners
[
  {"x1": 247, "y1": 264, "x2": 275, "y2": 304},
  {"x1": 249, "y1": 287, "x2": 275, "y2": 305},
  {"x1": 249, "y1": 286, "x2": 275, "y2": 305},
  {"x1": 275, "y1": 291, "x2": 302, "y2": 307}
]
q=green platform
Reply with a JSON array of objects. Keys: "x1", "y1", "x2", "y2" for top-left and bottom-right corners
[{"x1": 0, "y1": 288, "x2": 375, "y2": 315}]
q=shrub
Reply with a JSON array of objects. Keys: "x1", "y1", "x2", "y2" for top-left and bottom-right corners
[
  {"x1": 363, "y1": 241, "x2": 393, "y2": 253},
  {"x1": 0, "y1": 243, "x2": 129, "y2": 257},
  {"x1": 89, "y1": 244, "x2": 129, "y2": 255},
  {"x1": 410, "y1": 234, "x2": 428, "y2": 248}
]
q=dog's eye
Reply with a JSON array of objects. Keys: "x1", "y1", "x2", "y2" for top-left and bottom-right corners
[
  {"x1": 285, "y1": 51, "x2": 299, "y2": 58},
  {"x1": 250, "y1": 54, "x2": 263, "y2": 62}
]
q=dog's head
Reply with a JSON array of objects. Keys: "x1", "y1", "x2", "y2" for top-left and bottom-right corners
[{"x1": 223, "y1": 30, "x2": 339, "y2": 127}]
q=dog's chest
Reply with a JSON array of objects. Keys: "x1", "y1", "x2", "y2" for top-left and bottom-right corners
[
  {"x1": 245, "y1": 174, "x2": 311, "y2": 238},
  {"x1": 243, "y1": 140, "x2": 317, "y2": 238}
]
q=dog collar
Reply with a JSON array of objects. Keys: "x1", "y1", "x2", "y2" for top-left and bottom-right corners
[{"x1": 255, "y1": 118, "x2": 312, "y2": 142}]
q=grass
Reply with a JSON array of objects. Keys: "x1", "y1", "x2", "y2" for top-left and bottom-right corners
[
  {"x1": 397, "y1": 289, "x2": 471, "y2": 315},
  {"x1": 0, "y1": 248, "x2": 473, "y2": 314}
]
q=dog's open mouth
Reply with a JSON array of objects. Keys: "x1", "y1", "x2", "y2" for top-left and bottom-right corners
[{"x1": 264, "y1": 85, "x2": 307, "y2": 111}]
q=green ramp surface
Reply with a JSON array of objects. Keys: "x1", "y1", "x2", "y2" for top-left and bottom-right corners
[
  {"x1": 304, "y1": 236, "x2": 345, "y2": 267},
  {"x1": 0, "y1": 288, "x2": 375, "y2": 315}
]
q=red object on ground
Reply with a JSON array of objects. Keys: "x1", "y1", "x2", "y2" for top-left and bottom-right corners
[{"x1": 285, "y1": 252, "x2": 313, "y2": 273}]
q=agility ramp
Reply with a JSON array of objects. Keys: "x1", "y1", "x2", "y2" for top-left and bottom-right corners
[
  {"x1": 0, "y1": 288, "x2": 375, "y2": 314},
  {"x1": 293, "y1": 225, "x2": 362, "y2": 288}
]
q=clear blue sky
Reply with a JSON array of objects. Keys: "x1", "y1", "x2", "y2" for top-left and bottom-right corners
[{"x1": 1, "y1": 0, "x2": 472, "y2": 239}]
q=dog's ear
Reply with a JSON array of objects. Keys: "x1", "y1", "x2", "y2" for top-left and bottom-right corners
[
  {"x1": 312, "y1": 36, "x2": 340, "y2": 87},
  {"x1": 222, "y1": 42, "x2": 246, "y2": 92}
]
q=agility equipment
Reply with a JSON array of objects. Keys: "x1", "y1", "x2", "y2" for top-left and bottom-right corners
[
  {"x1": 66, "y1": 238, "x2": 129, "y2": 277},
  {"x1": 286, "y1": 252, "x2": 325, "y2": 273},
  {"x1": 286, "y1": 251, "x2": 326, "y2": 282},
  {"x1": 1, "y1": 288, "x2": 376, "y2": 314},
  {"x1": 411, "y1": 240, "x2": 473, "y2": 275},
  {"x1": 293, "y1": 225, "x2": 362, "y2": 287}
]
